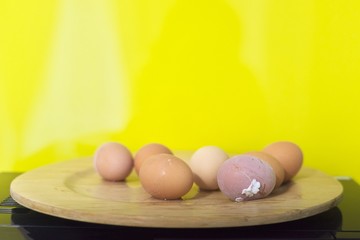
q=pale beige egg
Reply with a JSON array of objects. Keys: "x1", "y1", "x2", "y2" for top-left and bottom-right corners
[{"x1": 189, "y1": 146, "x2": 229, "y2": 190}]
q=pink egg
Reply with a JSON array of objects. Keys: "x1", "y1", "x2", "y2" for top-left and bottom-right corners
[
  {"x1": 217, "y1": 154, "x2": 276, "y2": 202},
  {"x1": 94, "y1": 142, "x2": 134, "y2": 181}
]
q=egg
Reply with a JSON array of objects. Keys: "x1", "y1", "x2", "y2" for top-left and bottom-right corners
[
  {"x1": 189, "y1": 146, "x2": 229, "y2": 190},
  {"x1": 139, "y1": 153, "x2": 193, "y2": 200},
  {"x1": 262, "y1": 141, "x2": 303, "y2": 182},
  {"x1": 134, "y1": 143, "x2": 172, "y2": 175},
  {"x1": 93, "y1": 142, "x2": 134, "y2": 181},
  {"x1": 217, "y1": 154, "x2": 276, "y2": 202},
  {"x1": 246, "y1": 151, "x2": 285, "y2": 188}
]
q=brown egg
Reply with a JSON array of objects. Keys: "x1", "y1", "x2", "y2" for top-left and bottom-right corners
[
  {"x1": 139, "y1": 153, "x2": 193, "y2": 200},
  {"x1": 263, "y1": 141, "x2": 303, "y2": 182},
  {"x1": 94, "y1": 142, "x2": 134, "y2": 181},
  {"x1": 246, "y1": 151, "x2": 285, "y2": 189},
  {"x1": 134, "y1": 143, "x2": 172, "y2": 174}
]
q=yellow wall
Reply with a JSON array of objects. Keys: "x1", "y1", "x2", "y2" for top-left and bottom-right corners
[{"x1": 1, "y1": 0, "x2": 360, "y2": 182}]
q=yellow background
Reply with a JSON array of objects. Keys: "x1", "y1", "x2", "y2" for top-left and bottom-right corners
[{"x1": 1, "y1": 0, "x2": 360, "y2": 182}]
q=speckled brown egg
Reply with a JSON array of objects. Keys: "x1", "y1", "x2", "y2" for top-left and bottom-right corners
[
  {"x1": 134, "y1": 143, "x2": 172, "y2": 175},
  {"x1": 139, "y1": 153, "x2": 193, "y2": 200}
]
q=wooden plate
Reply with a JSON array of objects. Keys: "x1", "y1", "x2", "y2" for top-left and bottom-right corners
[{"x1": 10, "y1": 152, "x2": 343, "y2": 228}]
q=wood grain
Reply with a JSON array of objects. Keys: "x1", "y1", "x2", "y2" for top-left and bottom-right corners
[{"x1": 10, "y1": 152, "x2": 343, "y2": 228}]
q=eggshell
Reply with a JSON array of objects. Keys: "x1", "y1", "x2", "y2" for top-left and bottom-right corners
[
  {"x1": 189, "y1": 146, "x2": 229, "y2": 190},
  {"x1": 246, "y1": 151, "x2": 285, "y2": 188},
  {"x1": 134, "y1": 143, "x2": 172, "y2": 174},
  {"x1": 139, "y1": 153, "x2": 193, "y2": 200},
  {"x1": 263, "y1": 141, "x2": 303, "y2": 182},
  {"x1": 94, "y1": 142, "x2": 133, "y2": 181},
  {"x1": 217, "y1": 155, "x2": 276, "y2": 202}
]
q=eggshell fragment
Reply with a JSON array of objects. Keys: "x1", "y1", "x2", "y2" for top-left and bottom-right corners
[
  {"x1": 263, "y1": 141, "x2": 303, "y2": 182},
  {"x1": 134, "y1": 143, "x2": 172, "y2": 174},
  {"x1": 246, "y1": 151, "x2": 285, "y2": 188},
  {"x1": 139, "y1": 153, "x2": 193, "y2": 200},
  {"x1": 94, "y1": 142, "x2": 133, "y2": 181},
  {"x1": 217, "y1": 155, "x2": 276, "y2": 202},
  {"x1": 189, "y1": 146, "x2": 229, "y2": 190}
]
